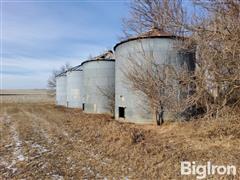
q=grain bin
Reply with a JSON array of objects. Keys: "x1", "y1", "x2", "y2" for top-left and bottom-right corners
[
  {"x1": 66, "y1": 65, "x2": 83, "y2": 108},
  {"x1": 56, "y1": 72, "x2": 67, "y2": 106},
  {"x1": 114, "y1": 27, "x2": 195, "y2": 124},
  {"x1": 82, "y1": 52, "x2": 115, "y2": 114}
]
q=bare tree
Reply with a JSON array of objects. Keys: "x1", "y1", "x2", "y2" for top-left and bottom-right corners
[
  {"x1": 122, "y1": 0, "x2": 187, "y2": 38},
  {"x1": 181, "y1": 0, "x2": 240, "y2": 117},
  {"x1": 123, "y1": 0, "x2": 240, "y2": 119},
  {"x1": 47, "y1": 63, "x2": 71, "y2": 96}
]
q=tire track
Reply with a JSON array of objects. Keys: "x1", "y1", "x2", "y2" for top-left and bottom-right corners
[
  {"x1": 22, "y1": 108, "x2": 107, "y2": 178},
  {"x1": 38, "y1": 106, "x2": 133, "y2": 178},
  {"x1": 1, "y1": 104, "x2": 131, "y2": 179},
  {"x1": 0, "y1": 111, "x2": 26, "y2": 178},
  {"x1": 21, "y1": 106, "x2": 115, "y2": 178}
]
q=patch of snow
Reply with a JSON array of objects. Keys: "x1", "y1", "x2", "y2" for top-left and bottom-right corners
[
  {"x1": 4, "y1": 114, "x2": 26, "y2": 163},
  {"x1": 0, "y1": 158, "x2": 18, "y2": 175},
  {"x1": 4, "y1": 143, "x2": 13, "y2": 148},
  {"x1": 0, "y1": 159, "x2": 9, "y2": 167},
  {"x1": 62, "y1": 130, "x2": 74, "y2": 142},
  {"x1": 52, "y1": 174, "x2": 64, "y2": 180},
  {"x1": 10, "y1": 122, "x2": 26, "y2": 162},
  {"x1": 17, "y1": 154, "x2": 25, "y2": 161},
  {"x1": 41, "y1": 162, "x2": 48, "y2": 169},
  {"x1": 31, "y1": 143, "x2": 48, "y2": 154},
  {"x1": 62, "y1": 131, "x2": 69, "y2": 137},
  {"x1": 82, "y1": 166, "x2": 95, "y2": 176}
]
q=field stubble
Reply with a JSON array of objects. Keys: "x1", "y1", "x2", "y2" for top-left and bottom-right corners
[{"x1": 0, "y1": 91, "x2": 240, "y2": 179}]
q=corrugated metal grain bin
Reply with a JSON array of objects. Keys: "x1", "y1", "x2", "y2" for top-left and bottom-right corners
[
  {"x1": 56, "y1": 72, "x2": 67, "y2": 106},
  {"x1": 82, "y1": 59, "x2": 115, "y2": 114},
  {"x1": 114, "y1": 28, "x2": 195, "y2": 124},
  {"x1": 66, "y1": 65, "x2": 83, "y2": 108}
]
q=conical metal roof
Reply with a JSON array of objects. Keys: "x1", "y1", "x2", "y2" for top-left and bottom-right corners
[{"x1": 114, "y1": 27, "x2": 180, "y2": 50}]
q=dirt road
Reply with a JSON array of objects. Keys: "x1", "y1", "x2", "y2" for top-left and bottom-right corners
[{"x1": 0, "y1": 102, "x2": 240, "y2": 179}]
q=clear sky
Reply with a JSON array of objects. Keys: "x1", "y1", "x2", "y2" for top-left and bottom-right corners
[{"x1": 1, "y1": 0, "x2": 130, "y2": 89}]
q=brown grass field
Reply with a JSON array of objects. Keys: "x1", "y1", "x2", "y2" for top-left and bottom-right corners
[{"x1": 0, "y1": 90, "x2": 240, "y2": 179}]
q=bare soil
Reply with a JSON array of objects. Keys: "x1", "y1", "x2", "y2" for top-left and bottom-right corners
[{"x1": 0, "y1": 94, "x2": 240, "y2": 179}]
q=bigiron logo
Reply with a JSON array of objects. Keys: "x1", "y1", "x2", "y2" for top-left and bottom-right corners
[{"x1": 181, "y1": 161, "x2": 237, "y2": 179}]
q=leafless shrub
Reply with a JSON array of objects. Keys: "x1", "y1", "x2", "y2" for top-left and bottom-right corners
[
  {"x1": 97, "y1": 86, "x2": 115, "y2": 117},
  {"x1": 121, "y1": 44, "x2": 193, "y2": 124},
  {"x1": 131, "y1": 129, "x2": 145, "y2": 144},
  {"x1": 191, "y1": 0, "x2": 240, "y2": 117}
]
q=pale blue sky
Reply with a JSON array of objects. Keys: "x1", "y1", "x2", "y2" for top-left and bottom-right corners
[
  {"x1": 1, "y1": 0, "x2": 194, "y2": 89},
  {"x1": 1, "y1": 1, "x2": 130, "y2": 89}
]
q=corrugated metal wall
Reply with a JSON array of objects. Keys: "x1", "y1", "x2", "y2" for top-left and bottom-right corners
[
  {"x1": 82, "y1": 60, "x2": 115, "y2": 114},
  {"x1": 56, "y1": 75, "x2": 67, "y2": 106},
  {"x1": 114, "y1": 38, "x2": 195, "y2": 124},
  {"x1": 66, "y1": 70, "x2": 83, "y2": 108}
]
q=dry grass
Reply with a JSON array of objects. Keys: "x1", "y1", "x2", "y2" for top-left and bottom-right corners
[{"x1": 0, "y1": 92, "x2": 240, "y2": 179}]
